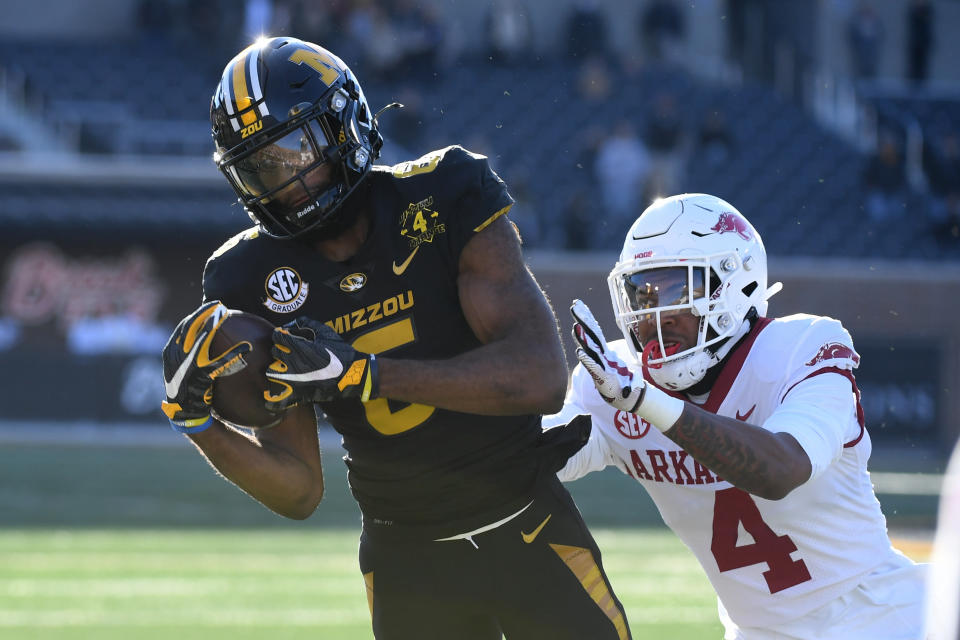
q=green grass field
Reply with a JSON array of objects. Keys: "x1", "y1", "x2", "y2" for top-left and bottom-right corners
[
  {"x1": 0, "y1": 528, "x2": 725, "y2": 639},
  {"x1": 0, "y1": 437, "x2": 936, "y2": 639}
]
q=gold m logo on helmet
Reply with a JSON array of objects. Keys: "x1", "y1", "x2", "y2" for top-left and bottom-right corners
[
  {"x1": 240, "y1": 120, "x2": 263, "y2": 139},
  {"x1": 287, "y1": 46, "x2": 342, "y2": 87}
]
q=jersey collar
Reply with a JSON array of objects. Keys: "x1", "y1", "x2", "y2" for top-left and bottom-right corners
[{"x1": 700, "y1": 316, "x2": 773, "y2": 414}]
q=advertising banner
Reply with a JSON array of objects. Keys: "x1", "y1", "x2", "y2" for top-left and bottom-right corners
[{"x1": 0, "y1": 237, "x2": 952, "y2": 446}]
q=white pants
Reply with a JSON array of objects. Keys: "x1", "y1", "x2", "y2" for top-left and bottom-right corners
[{"x1": 721, "y1": 555, "x2": 928, "y2": 640}]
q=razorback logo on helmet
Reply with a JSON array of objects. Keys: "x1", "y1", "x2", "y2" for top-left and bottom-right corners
[
  {"x1": 710, "y1": 212, "x2": 753, "y2": 241},
  {"x1": 805, "y1": 342, "x2": 861, "y2": 367},
  {"x1": 614, "y1": 410, "x2": 652, "y2": 439}
]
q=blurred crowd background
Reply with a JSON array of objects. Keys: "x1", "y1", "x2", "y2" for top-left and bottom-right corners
[{"x1": 0, "y1": 0, "x2": 958, "y2": 468}]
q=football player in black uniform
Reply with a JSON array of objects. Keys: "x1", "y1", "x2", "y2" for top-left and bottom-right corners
[{"x1": 161, "y1": 37, "x2": 631, "y2": 640}]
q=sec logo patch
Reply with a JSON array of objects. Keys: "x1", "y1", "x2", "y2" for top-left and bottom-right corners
[
  {"x1": 614, "y1": 410, "x2": 651, "y2": 439},
  {"x1": 264, "y1": 267, "x2": 309, "y2": 313}
]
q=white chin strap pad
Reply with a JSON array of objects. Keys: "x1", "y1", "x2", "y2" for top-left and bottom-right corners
[
  {"x1": 647, "y1": 315, "x2": 754, "y2": 391},
  {"x1": 648, "y1": 349, "x2": 716, "y2": 391}
]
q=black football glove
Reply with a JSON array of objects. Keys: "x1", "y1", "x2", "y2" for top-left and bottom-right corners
[
  {"x1": 161, "y1": 301, "x2": 250, "y2": 433},
  {"x1": 265, "y1": 316, "x2": 379, "y2": 412},
  {"x1": 539, "y1": 414, "x2": 593, "y2": 473}
]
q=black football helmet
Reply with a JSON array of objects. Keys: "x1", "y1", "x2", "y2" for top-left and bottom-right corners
[{"x1": 211, "y1": 37, "x2": 383, "y2": 238}]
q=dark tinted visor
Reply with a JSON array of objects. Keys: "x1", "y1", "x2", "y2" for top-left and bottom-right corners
[
  {"x1": 624, "y1": 267, "x2": 705, "y2": 314},
  {"x1": 232, "y1": 121, "x2": 331, "y2": 198}
]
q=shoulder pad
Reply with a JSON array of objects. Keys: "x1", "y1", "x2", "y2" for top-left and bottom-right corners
[
  {"x1": 203, "y1": 226, "x2": 262, "y2": 306},
  {"x1": 379, "y1": 145, "x2": 512, "y2": 239},
  {"x1": 209, "y1": 226, "x2": 261, "y2": 261},
  {"x1": 776, "y1": 314, "x2": 860, "y2": 372},
  {"x1": 388, "y1": 145, "x2": 486, "y2": 180},
  {"x1": 386, "y1": 146, "x2": 505, "y2": 205}
]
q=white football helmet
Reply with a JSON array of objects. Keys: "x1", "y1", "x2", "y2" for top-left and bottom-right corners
[{"x1": 607, "y1": 193, "x2": 782, "y2": 390}]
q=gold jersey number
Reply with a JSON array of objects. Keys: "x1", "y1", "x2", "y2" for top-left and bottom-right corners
[{"x1": 352, "y1": 317, "x2": 434, "y2": 435}]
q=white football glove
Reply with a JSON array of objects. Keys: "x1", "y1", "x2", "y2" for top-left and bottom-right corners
[
  {"x1": 570, "y1": 299, "x2": 685, "y2": 431},
  {"x1": 571, "y1": 299, "x2": 645, "y2": 412}
]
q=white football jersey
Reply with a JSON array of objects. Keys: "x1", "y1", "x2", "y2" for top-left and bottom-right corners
[
  {"x1": 926, "y1": 440, "x2": 960, "y2": 640},
  {"x1": 546, "y1": 314, "x2": 913, "y2": 630}
]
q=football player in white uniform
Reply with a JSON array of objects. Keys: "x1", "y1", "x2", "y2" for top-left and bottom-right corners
[
  {"x1": 545, "y1": 193, "x2": 927, "y2": 639},
  {"x1": 926, "y1": 440, "x2": 960, "y2": 640}
]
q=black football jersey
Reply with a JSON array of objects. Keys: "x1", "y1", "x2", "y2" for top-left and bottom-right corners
[{"x1": 203, "y1": 146, "x2": 546, "y2": 532}]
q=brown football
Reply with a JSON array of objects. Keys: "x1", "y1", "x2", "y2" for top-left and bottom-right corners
[{"x1": 210, "y1": 310, "x2": 282, "y2": 429}]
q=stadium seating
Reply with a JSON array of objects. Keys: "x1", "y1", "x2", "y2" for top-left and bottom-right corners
[{"x1": 1, "y1": 36, "x2": 958, "y2": 259}]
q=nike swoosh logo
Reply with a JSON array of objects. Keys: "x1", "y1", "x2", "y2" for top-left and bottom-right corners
[
  {"x1": 736, "y1": 405, "x2": 757, "y2": 421},
  {"x1": 268, "y1": 349, "x2": 344, "y2": 382},
  {"x1": 521, "y1": 514, "x2": 552, "y2": 544},
  {"x1": 165, "y1": 333, "x2": 207, "y2": 399},
  {"x1": 392, "y1": 246, "x2": 420, "y2": 276},
  {"x1": 195, "y1": 321, "x2": 225, "y2": 368}
]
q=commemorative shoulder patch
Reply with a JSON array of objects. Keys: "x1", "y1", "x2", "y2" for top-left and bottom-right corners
[{"x1": 264, "y1": 267, "x2": 309, "y2": 313}]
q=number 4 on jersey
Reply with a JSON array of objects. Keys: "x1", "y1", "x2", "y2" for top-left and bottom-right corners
[
  {"x1": 412, "y1": 210, "x2": 427, "y2": 233},
  {"x1": 711, "y1": 488, "x2": 812, "y2": 594}
]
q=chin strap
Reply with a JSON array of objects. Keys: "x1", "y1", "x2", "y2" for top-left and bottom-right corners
[
  {"x1": 680, "y1": 310, "x2": 759, "y2": 396},
  {"x1": 370, "y1": 102, "x2": 402, "y2": 159},
  {"x1": 708, "y1": 309, "x2": 756, "y2": 363},
  {"x1": 374, "y1": 101, "x2": 404, "y2": 123},
  {"x1": 647, "y1": 309, "x2": 758, "y2": 392}
]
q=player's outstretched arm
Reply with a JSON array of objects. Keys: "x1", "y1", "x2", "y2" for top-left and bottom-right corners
[
  {"x1": 668, "y1": 372, "x2": 863, "y2": 499},
  {"x1": 664, "y1": 407, "x2": 812, "y2": 500},
  {"x1": 571, "y1": 298, "x2": 812, "y2": 500},
  {"x1": 377, "y1": 215, "x2": 568, "y2": 415},
  {"x1": 185, "y1": 404, "x2": 325, "y2": 519}
]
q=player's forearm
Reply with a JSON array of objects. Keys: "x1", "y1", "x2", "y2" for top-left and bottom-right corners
[
  {"x1": 376, "y1": 336, "x2": 567, "y2": 415},
  {"x1": 186, "y1": 412, "x2": 324, "y2": 519},
  {"x1": 664, "y1": 404, "x2": 811, "y2": 500}
]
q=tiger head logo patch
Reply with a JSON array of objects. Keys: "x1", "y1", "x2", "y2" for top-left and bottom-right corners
[{"x1": 339, "y1": 272, "x2": 367, "y2": 292}]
